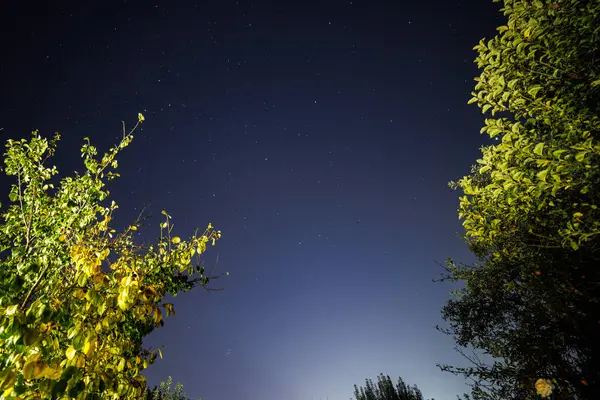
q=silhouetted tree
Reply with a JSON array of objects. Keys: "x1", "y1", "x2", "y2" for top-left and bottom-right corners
[{"x1": 352, "y1": 374, "x2": 433, "y2": 400}]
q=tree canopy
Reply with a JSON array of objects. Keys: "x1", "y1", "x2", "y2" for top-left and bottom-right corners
[
  {"x1": 144, "y1": 376, "x2": 199, "y2": 400},
  {"x1": 352, "y1": 374, "x2": 432, "y2": 400},
  {"x1": 440, "y1": 0, "x2": 599, "y2": 399},
  {"x1": 0, "y1": 115, "x2": 224, "y2": 399}
]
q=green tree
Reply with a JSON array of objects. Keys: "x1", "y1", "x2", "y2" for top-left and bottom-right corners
[
  {"x1": 144, "y1": 376, "x2": 200, "y2": 400},
  {"x1": 440, "y1": 0, "x2": 600, "y2": 398},
  {"x1": 0, "y1": 115, "x2": 225, "y2": 399},
  {"x1": 352, "y1": 374, "x2": 432, "y2": 400}
]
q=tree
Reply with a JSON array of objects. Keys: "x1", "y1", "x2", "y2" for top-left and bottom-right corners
[
  {"x1": 440, "y1": 0, "x2": 600, "y2": 398},
  {"x1": 0, "y1": 114, "x2": 225, "y2": 399},
  {"x1": 144, "y1": 376, "x2": 200, "y2": 400},
  {"x1": 352, "y1": 374, "x2": 432, "y2": 400}
]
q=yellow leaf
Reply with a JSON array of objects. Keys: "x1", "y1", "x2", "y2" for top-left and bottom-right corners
[
  {"x1": 5, "y1": 304, "x2": 19, "y2": 316},
  {"x1": 1, "y1": 371, "x2": 17, "y2": 391},
  {"x1": 66, "y1": 346, "x2": 77, "y2": 360},
  {"x1": 75, "y1": 354, "x2": 85, "y2": 368},
  {"x1": 535, "y1": 379, "x2": 553, "y2": 398},
  {"x1": 33, "y1": 360, "x2": 48, "y2": 379},
  {"x1": 22, "y1": 361, "x2": 35, "y2": 380},
  {"x1": 171, "y1": 237, "x2": 181, "y2": 244},
  {"x1": 83, "y1": 337, "x2": 96, "y2": 356},
  {"x1": 42, "y1": 363, "x2": 62, "y2": 380},
  {"x1": 138, "y1": 112, "x2": 145, "y2": 123},
  {"x1": 118, "y1": 291, "x2": 129, "y2": 310},
  {"x1": 117, "y1": 357, "x2": 126, "y2": 372},
  {"x1": 153, "y1": 307, "x2": 163, "y2": 327},
  {"x1": 130, "y1": 225, "x2": 137, "y2": 231},
  {"x1": 59, "y1": 234, "x2": 66, "y2": 242}
]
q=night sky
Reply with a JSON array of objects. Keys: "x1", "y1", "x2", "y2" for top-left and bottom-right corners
[{"x1": 1, "y1": 1, "x2": 504, "y2": 399}]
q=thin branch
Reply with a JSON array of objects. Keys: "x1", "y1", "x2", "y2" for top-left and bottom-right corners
[
  {"x1": 20, "y1": 263, "x2": 51, "y2": 310},
  {"x1": 17, "y1": 172, "x2": 31, "y2": 249}
]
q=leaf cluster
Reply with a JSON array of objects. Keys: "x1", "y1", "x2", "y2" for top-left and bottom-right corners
[{"x1": 0, "y1": 117, "x2": 224, "y2": 399}]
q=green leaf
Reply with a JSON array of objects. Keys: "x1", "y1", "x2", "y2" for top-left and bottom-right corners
[
  {"x1": 72, "y1": 332, "x2": 85, "y2": 351},
  {"x1": 575, "y1": 151, "x2": 586, "y2": 162},
  {"x1": 479, "y1": 165, "x2": 492, "y2": 174},
  {"x1": 527, "y1": 86, "x2": 543, "y2": 98},
  {"x1": 533, "y1": 142, "x2": 544, "y2": 156},
  {"x1": 591, "y1": 79, "x2": 600, "y2": 87},
  {"x1": 552, "y1": 149, "x2": 567, "y2": 158},
  {"x1": 23, "y1": 329, "x2": 40, "y2": 346},
  {"x1": 117, "y1": 357, "x2": 126, "y2": 372},
  {"x1": 537, "y1": 169, "x2": 548, "y2": 182},
  {"x1": 51, "y1": 379, "x2": 69, "y2": 398},
  {"x1": 67, "y1": 380, "x2": 85, "y2": 398}
]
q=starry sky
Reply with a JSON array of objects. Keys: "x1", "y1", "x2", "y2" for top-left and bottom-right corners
[{"x1": 1, "y1": 1, "x2": 504, "y2": 399}]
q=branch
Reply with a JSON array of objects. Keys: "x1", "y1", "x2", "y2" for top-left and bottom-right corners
[
  {"x1": 17, "y1": 172, "x2": 31, "y2": 249},
  {"x1": 20, "y1": 262, "x2": 51, "y2": 310}
]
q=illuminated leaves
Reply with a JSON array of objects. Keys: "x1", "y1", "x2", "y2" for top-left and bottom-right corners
[
  {"x1": 5, "y1": 304, "x2": 19, "y2": 316},
  {"x1": 445, "y1": 0, "x2": 600, "y2": 398},
  {"x1": 82, "y1": 335, "x2": 96, "y2": 356},
  {"x1": 65, "y1": 346, "x2": 77, "y2": 360},
  {"x1": 0, "y1": 115, "x2": 224, "y2": 399},
  {"x1": 163, "y1": 303, "x2": 176, "y2": 317},
  {"x1": 22, "y1": 360, "x2": 49, "y2": 380},
  {"x1": 535, "y1": 379, "x2": 554, "y2": 398},
  {"x1": 153, "y1": 306, "x2": 163, "y2": 327}
]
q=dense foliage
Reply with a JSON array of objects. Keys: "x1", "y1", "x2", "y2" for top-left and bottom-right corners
[
  {"x1": 0, "y1": 115, "x2": 224, "y2": 399},
  {"x1": 440, "y1": 0, "x2": 600, "y2": 399},
  {"x1": 352, "y1": 374, "x2": 432, "y2": 400}
]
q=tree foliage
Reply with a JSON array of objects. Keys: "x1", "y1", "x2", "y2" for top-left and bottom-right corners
[
  {"x1": 440, "y1": 0, "x2": 600, "y2": 399},
  {"x1": 144, "y1": 376, "x2": 199, "y2": 400},
  {"x1": 352, "y1": 374, "x2": 432, "y2": 400},
  {"x1": 0, "y1": 115, "x2": 224, "y2": 399}
]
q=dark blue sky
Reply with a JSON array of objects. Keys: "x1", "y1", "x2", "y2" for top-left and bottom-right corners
[{"x1": 1, "y1": 1, "x2": 503, "y2": 399}]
